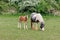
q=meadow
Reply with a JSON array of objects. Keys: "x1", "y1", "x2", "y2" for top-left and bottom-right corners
[{"x1": 0, "y1": 15, "x2": 60, "y2": 40}]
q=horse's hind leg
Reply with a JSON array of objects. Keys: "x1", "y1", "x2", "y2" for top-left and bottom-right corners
[{"x1": 24, "y1": 23, "x2": 25, "y2": 30}]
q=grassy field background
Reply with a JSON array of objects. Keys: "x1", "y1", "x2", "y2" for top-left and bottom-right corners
[{"x1": 0, "y1": 15, "x2": 60, "y2": 40}]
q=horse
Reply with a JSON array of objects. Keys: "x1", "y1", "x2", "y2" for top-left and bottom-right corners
[
  {"x1": 18, "y1": 15, "x2": 28, "y2": 30},
  {"x1": 31, "y1": 12, "x2": 44, "y2": 31}
]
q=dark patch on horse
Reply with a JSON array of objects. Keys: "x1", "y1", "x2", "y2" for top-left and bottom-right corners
[
  {"x1": 31, "y1": 18, "x2": 39, "y2": 23},
  {"x1": 40, "y1": 22, "x2": 44, "y2": 29}
]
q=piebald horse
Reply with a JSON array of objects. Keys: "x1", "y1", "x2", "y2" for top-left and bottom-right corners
[
  {"x1": 31, "y1": 12, "x2": 44, "y2": 31},
  {"x1": 18, "y1": 15, "x2": 28, "y2": 29}
]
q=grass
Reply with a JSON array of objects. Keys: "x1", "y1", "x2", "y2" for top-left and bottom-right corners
[{"x1": 0, "y1": 15, "x2": 60, "y2": 40}]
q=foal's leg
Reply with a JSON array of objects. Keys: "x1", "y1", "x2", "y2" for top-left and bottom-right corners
[
  {"x1": 18, "y1": 21, "x2": 21, "y2": 29},
  {"x1": 25, "y1": 22, "x2": 28, "y2": 30},
  {"x1": 20, "y1": 22, "x2": 21, "y2": 29},
  {"x1": 24, "y1": 23, "x2": 25, "y2": 29},
  {"x1": 24, "y1": 22, "x2": 28, "y2": 30}
]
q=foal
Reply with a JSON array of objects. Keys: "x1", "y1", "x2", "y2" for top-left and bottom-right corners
[
  {"x1": 18, "y1": 15, "x2": 28, "y2": 29},
  {"x1": 31, "y1": 12, "x2": 44, "y2": 31}
]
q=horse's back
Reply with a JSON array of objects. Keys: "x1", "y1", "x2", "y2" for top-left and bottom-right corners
[
  {"x1": 19, "y1": 16, "x2": 27, "y2": 22},
  {"x1": 31, "y1": 12, "x2": 44, "y2": 23}
]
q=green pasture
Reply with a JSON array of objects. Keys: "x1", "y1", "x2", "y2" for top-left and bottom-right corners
[{"x1": 0, "y1": 15, "x2": 60, "y2": 40}]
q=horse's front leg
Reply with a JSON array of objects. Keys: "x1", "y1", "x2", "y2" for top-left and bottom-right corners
[
  {"x1": 32, "y1": 22, "x2": 35, "y2": 30},
  {"x1": 35, "y1": 23, "x2": 38, "y2": 30}
]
